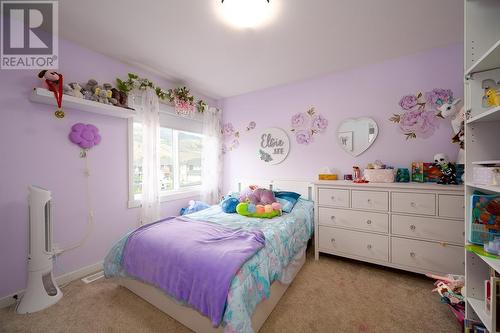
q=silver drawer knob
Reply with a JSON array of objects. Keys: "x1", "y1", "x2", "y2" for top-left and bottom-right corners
[
  {"x1": 331, "y1": 238, "x2": 336, "y2": 243},
  {"x1": 410, "y1": 202, "x2": 416, "y2": 208},
  {"x1": 330, "y1": 215, "x2": 336, "y2": 221},
  {"x1": 331, "y1": 196, "x2": 335, "y2": 200},
  {"x1": 366, "y1": 219, "x2": 372, "y2": 225},
  {"x1": 410, "y1": 224, "x2": 416, "y2": 231},
  {"x1": 410, "y1": 252, "x2": 416, "y2": 257},
  {"x1": 367, "y1": 244, "x2": 372, "y2": 250},
  {"x1": 367, "y1": 199, "x2": 372, "y2": 203}
]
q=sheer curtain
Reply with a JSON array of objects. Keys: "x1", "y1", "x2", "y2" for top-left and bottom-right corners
[
  {"x1": 130, "y1": 88, "x2": 161, "y2": 224},
  {"x1": 201, "y1": 107, "x2": 223, "y2": 205}
]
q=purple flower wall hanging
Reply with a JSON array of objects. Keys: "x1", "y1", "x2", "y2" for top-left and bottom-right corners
[
  {"x1": 69, "y1": 123, "x2": 101, "y2": 157},
  {"x1": 290, "y1": 107, "x2": 329, "y2": 145},
  {"x1": 390, "y1": 89, "x2": 453, "y2": 140}
]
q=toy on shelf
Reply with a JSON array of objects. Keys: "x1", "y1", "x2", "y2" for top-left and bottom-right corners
[
  {"x1": 63, "y1": 82, "x2": 84, "y2": 99},
  {"x1": 424, "y1": 162, "x2": 443, "y2": 183},
  {"x1": 396, "y1": 168, "x2": 410, "y2": 182},
  {"x1": 483, "y1": 237, "x2": 500, "y2": 256},
  {"x1": 469, "y1": 192, "x2": 500, "y2": 245},
  {"x1": 433, "y1": 153, "x2": 457, "y2": 185},
  {"x1": 411, "y1": 162, "x2": 424, "y2": 183},
  {"x1": 485, "y1": 88, "x2": 500, "y2": 107},
  {"x1": 38, "y1": 70, "x2": 65, "y2": 118},
  {"x1": 352, "y1": 166, "x2": 368, "y2": 183}
]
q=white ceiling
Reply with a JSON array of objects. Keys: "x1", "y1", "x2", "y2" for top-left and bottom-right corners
[{"x1": 59, "y1": 0, "x2": 463, "y2": 99}]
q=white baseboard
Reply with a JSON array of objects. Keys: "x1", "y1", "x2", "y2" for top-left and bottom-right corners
[{"x1": 0, "y1": 261, "x2": 103, "y2": 309}]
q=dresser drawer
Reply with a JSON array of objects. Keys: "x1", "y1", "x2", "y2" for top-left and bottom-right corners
[
  {"x1": 391, "y1": 237, "x2": 464, "y2": 274},
  {"x1": 438, "y1": 195, "x2": 464, "y2": 219},
  {"x1": 352, "y1": 190, "x2": 388, "y2": 211},
  {"x1": 391, "y1": 192, "x2": 436, "y2": 216},
  {"x1": 318, "y1": 227, "x2": 388, "y2": 262},
  {"x1": 392, "y1": 214, "x2": 464, "y2": 244},
  {"x1": 318, "y1": 188, "x2": 350, "y2": 207},
  {"x1": 318, "y1": 207, "x2": 389, "y2": 233}
]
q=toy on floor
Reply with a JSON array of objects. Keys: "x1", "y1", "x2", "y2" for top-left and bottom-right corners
[
  {"x1": 180, "y1": 200, "x2": 210, "y2": 215},
  {"x1": 433, "y1": 153, "x2": 457, "y2": 185},
  {"x1": 427, "y1": 273, "x2": 465, "y2": 327}
]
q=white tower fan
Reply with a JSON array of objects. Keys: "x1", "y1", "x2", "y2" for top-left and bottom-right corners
[{"x1": 17, "y1": 185, "x2": 62, "y2": 313}]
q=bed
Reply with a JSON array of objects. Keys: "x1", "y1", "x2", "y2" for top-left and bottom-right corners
[{"x1": 104, "y1": 180, "x2": 314, "y2": 333}]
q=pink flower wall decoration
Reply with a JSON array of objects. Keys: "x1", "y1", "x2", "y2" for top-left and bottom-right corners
[
  {"x1": 290, "y1": 107, "x2": 329, "y2": 145},
  {"x1": 222, "y1": 121, "x2": 256, "y2": 153},
  {"x1": 390, "y1": 89, "x2": 453, "y2": 140}
]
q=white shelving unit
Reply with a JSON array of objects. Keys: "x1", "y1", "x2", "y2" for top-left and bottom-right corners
[
  {"x1": 30, "y1": 87, "x2": 136, "y2": 118},
  {"x1": 464, "y1": 0, "x2": 500, "y2": 331}
]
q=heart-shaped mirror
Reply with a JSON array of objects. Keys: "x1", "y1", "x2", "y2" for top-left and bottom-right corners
[{"x1": 337, "y1": 117, "x2": 378, "y2": 157}]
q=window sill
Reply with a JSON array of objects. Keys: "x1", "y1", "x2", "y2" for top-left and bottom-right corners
[{"x1": 128, "y1": 188, "x2": 201, "y2": 209}]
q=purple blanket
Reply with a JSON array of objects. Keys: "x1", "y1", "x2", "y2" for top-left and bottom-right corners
[{"x1": 122, "y1": 216, "x2": 265, "y2": 326}]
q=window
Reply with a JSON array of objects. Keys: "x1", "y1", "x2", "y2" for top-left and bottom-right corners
[{"x1": 130, "y1": 121, "x2": 203, "y2": 204}]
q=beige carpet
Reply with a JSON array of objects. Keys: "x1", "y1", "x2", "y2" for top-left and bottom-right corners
[{"x1": 0, "y1": 250, "x2": 461, "y2": 333}]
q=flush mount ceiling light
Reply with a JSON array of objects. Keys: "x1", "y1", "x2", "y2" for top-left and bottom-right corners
[{"x1": 216, "y1": 0, "x2": 279, "y2": 29}]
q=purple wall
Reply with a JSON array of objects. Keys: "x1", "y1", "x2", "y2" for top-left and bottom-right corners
[
  {"x1": 221, "y1": 44, "x2": 463, "y2": 191},
  {"x1": 0, "y1": 39, "x2": 216, "y2": 298}
]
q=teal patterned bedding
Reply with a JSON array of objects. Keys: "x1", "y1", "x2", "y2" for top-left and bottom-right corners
[{"x1": 104, "y1": 198, "x2": 314, "y2": 333}]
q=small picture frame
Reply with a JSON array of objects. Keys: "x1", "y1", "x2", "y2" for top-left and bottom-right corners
[{"x1": 338, "y1": 131, "x2": 353, "y2": 152}]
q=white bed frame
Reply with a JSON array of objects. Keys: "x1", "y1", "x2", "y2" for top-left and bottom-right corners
[{"x1": 114, "y1": 179, "x2": 313, "y2": 333}]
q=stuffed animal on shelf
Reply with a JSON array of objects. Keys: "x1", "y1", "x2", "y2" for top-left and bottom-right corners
[
  {"x1": 433, "y1": 153, "x2": 457, "y2": 185},
  {"x1": 103, "y1": 83, "x2": 117, "y2": 105},
  {"x1": 82, "y1": 79, "x2": 98, "y2": 101},
  {"x1": 111, "y1": 88, "x2": 130, "y2": 109},
  {"x1": 63, "y1": 82, "x2": 84, "y2": 98},
  {"x1": 486, "y1": 88, "x2": 500, "y2": 107},
  {"x1": 38, "y1": 70, "x2": 65, "y2": 118},
  {"x1": 437, "y1": 98, "x2": 465, "y2": 164},
  {"x1": 38, "y1": 70, "x2": 61, "y2": 88},
  {"x1": 93, "y1": 85, "x2": 110, "y2": 104}
]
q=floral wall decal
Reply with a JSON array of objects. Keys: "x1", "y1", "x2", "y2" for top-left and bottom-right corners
[
  {"x1": 290, "y1": 107, "x2": 328, "y2": 145},
  {"x1": 222, "y1": 121, "x2": 257, "y2": 153},
  {"x1": 389, "y1": 89, "x2": 453, "y2": 140}
]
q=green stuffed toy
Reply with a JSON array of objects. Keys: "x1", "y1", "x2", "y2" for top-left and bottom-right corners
[{"x1": 236, "y1": 202, "x2": 280, "y2": 219}]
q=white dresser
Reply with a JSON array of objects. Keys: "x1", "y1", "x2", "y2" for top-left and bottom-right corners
[{"x1": 314, "y1": 181, "x2": 464, "y2": 275}]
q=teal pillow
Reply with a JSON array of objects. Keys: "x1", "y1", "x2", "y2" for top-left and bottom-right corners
[{"x1": 274, "y1": 191, "x2": 301, "y2": 213}]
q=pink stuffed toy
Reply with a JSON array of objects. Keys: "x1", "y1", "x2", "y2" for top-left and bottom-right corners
[{"x1": 248, "y1": 188, "x2": 276, "y2": 205}]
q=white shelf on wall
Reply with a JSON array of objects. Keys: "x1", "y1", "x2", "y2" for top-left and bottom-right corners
[
  {"x1": 472, "y1": 160, "x2": 500, "y2": 165},
  {"x1": 467, "y1": 182, "x2": 500, "y2": 194},
  {"x1": 29, "y1": 87, "x2": 136, "y2": 119},
  {"x1": 467, "y1": 106, "x2": 500, "y2": 124},
  {"x1": 466, "y1": 39, "x2": 500, "y2": 76},
  {"x1": 468, "y1": 297, "x2": 493, "y2": 332}
]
